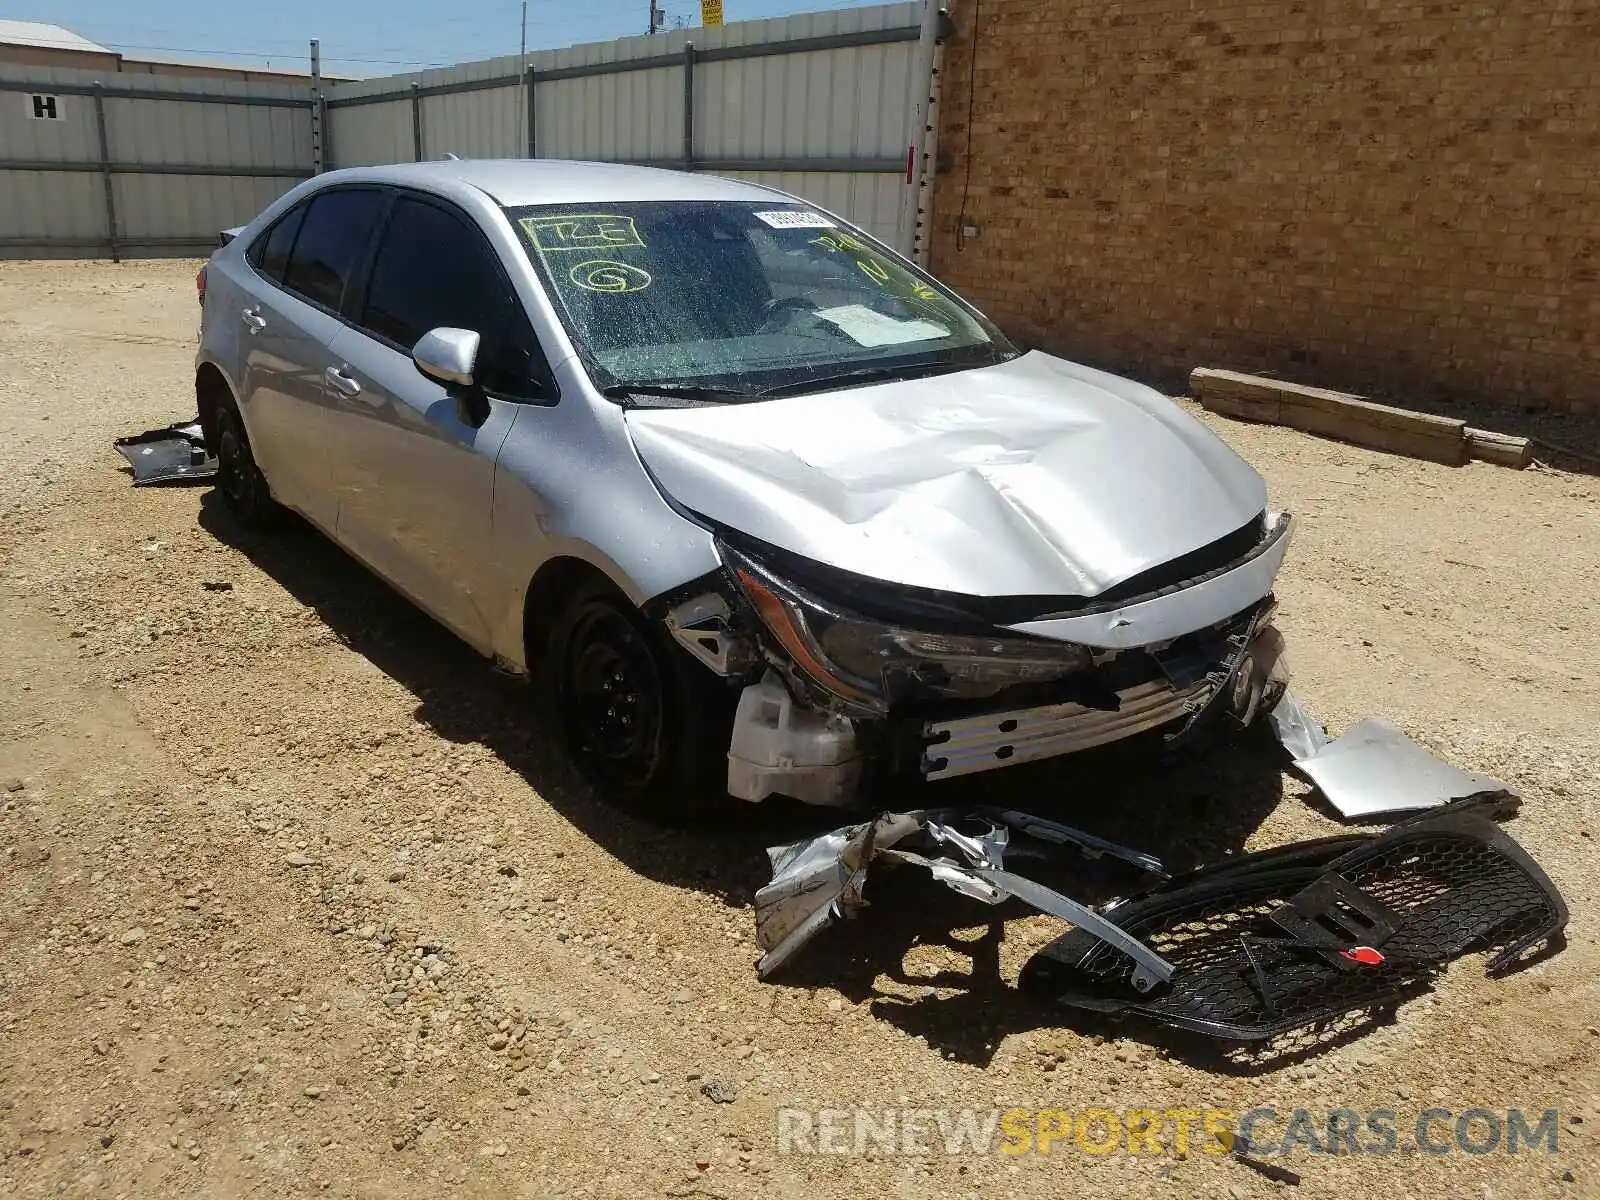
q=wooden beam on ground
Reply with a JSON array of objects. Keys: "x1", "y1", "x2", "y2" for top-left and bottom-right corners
[
  {"x1": 1190, "y1": 368, "x2": 1469, "y2": 466},
  {"x1": 1465, "y1": 427, "x2": 1533, "y2": 469}
]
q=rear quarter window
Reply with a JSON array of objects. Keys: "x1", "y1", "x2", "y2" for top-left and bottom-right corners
[{"x1": 248, "y1": 203, "x2": 307, "y2": 284}]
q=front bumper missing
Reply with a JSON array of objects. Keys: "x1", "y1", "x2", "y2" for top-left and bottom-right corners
[
  {"x1": 728, "y1": 617, "x2": 1286, "y2": 800},
  {"x1": 921, "y1": 618, "x2": 1287, "y2": 781},
  {"x1": 922, "y1": 678, "x2": 1209, "y2": 779}
]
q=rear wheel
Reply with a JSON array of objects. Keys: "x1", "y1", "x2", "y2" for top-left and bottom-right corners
[
  {"x1": 214, "y1": 403, "x2": 281, "y2": 530},
  {"x1": 541, "y1": 579, "x2": 733, "y2": 823}
]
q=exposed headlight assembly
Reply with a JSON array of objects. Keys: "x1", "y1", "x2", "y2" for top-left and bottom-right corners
[{"x1": 722, "y1": 545, "x2": 1092, "y2": 715}]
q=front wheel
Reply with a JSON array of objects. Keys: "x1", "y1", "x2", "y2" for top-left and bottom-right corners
[
  {"x1": 213, "y1": 403, "x2": 282, "y2": 530},
  {"x1": 540, "y1": 579, "x2": 734, "y2": 823}
]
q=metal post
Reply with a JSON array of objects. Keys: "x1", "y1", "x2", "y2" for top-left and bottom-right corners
[
  {"x1": 525, "y1": 66, "x2": 537, "y2": 159},
  {"x1": 913, "y1": 14, "x2": 948, "y2": 267},
  {"x1": 517, "y1": 1, "x2": 527, "y2": 154},
  {"x1": 682, "y1": 42, "x2": 695, "y2": 171},
  {"x1": 309, "y1": 39, "x2": 325, "y2": 174},
  {"x1": 321, "y1": 92, "x2": 334, "y2": 170},
  {"x1": 91, "y1": 82, "x2": 119, "y2": 263},
  {"x1": 898, "y1": 0, "x2": 945, "y2": 261},
  {"x1": 410, "y1": 81, "x2": 423, "y2": 161}
]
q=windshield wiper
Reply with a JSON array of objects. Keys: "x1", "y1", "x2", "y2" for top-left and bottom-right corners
[
  {"x1": 757, "y1": 346, "x2": 1012, "y2": 399},
  {"x1": 601, "y1": 382, "x2": 757, "y2": 407}
]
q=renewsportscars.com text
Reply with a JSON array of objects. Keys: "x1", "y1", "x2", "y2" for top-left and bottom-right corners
[{"x1": 775, "y1": 1106, "x2": 1561, "y2": 1158}]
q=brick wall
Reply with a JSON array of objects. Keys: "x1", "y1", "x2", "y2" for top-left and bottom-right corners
[{"x1": 929, "y1": 0, "x2": 1599, "y2": 414}]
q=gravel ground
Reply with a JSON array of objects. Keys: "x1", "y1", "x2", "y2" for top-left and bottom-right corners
[{"x1": 1, "y1": 259, "x2": 1597, "y2": 1200}]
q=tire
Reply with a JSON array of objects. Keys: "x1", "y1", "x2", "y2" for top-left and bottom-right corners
[
  {"x1": 540, "y1": 578, "x2": 734, "y2": 823},
  {"x1": 213, "y1": 401, "x2": 282, "y2": 530}
]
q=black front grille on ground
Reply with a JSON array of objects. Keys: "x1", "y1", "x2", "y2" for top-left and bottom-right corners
[{"x1": 1020, "y1": 800, "x2": 1566, "y2": 1041}]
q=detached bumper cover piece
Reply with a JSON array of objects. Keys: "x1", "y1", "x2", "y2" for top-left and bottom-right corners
[
  {"x1": 114, "y1": 417, "x2": 216, "y2": 485},
  {"x1": 1020, "y1": 802, "x2": 1567, "y2": 1041},
  {"x1": 753, "y1": 810, "x2": 1168, "y2": 982},
  {"x1": 1265, "y1": 694, "x2": 1518, "y2": 820},
  {"x1": 1266, "y1": 690, "x2": 1328, "y2": 761},
  {"x1": 1293, "y1": 716, "x2": 1517, "y2": 820}
]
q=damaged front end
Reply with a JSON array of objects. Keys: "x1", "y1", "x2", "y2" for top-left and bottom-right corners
[{"x1": 660, "y1": 516, "x2": 1294, "y2": 807}]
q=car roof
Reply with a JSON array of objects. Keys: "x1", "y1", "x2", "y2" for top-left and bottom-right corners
[{"x1": 311, "y1": 159, "x2": 791, "y2": 207}]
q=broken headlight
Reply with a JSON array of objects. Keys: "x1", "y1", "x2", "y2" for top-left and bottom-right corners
[{"x1": 723, "y1": 546, "x2": 1092, "y2": 714}]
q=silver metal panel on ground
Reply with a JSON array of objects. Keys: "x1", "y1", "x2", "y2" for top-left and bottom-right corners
[{"x1": 1293, "y1": 716, "x2": 1516, "y2": 820}]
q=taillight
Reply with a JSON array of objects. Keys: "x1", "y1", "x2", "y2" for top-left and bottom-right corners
[{"x1": 196, "y1": 263, "x2": 207, "y2": 306}]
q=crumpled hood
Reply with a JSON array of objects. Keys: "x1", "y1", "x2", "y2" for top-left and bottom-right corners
[{"x1": 623, "y1": 351, "x2": 1268, "y2": 599}]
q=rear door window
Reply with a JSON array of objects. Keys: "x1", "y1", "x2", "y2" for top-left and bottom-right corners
[
  {"x1": 359, "y1": 196, "x2": 548, "y2": 400},
  {"x1": 281, "y1": 188, "x2": 387, "y2": 312}
]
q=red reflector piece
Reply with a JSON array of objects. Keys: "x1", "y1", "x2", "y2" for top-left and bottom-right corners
[{"x1": 1340, "y1": 945, "x2": 1385, "y2": 966}]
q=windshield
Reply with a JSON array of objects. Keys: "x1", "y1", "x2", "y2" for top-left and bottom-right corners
[{"x1": 505, "y1": 200, "x2": 1015, "y2": 400}]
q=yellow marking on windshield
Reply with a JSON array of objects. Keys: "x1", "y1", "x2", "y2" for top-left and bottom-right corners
[
  {"x1": 568, "y1": 260, "x2": 653, "y2": 293},
  {"x1": 856, "y1": 258, "x2": 890, "y2": 286},
  {"x1": 520, "y1": 213, "x2": 644, "y2": 252},
  {"x1": 808, "y1": 232, "x2": 869, "y2": 254}
]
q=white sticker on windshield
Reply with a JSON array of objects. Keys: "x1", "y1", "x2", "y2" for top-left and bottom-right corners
[
  {"x1": 813, "y1": 304, "x2": 951, "y2": 348},
  {"x1": 753, "y1": 209, "x2": 836, "y2": 229}
]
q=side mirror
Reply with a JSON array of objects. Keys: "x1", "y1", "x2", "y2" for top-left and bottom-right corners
[
  {"x1": 413, "y1": 327, "x2": 490, "y2": 428},
  {"x1": 413, "y1": 326, "x2": 480, "y2": 388}
]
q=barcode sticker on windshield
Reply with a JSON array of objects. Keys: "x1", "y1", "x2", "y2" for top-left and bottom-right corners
[{"x1": 754, "y1": 210, "x2": 836, "y2": 229}]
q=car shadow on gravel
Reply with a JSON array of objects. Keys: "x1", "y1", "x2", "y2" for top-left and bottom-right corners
[{"x1": 202, "y1": 495, "x2": 1300, "y2": 1067}]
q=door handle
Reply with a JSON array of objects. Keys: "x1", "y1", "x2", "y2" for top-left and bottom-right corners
[
  {"x1": 323, "y1": 365, "x2": 362, "y2": 398},
  {"x1": 241, "y1": 307, "x2": 267, "y2": 334}
]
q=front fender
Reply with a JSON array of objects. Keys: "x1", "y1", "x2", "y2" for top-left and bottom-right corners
[{"x1": 486, "y1": 380, "x2": 722, "y2": 670}]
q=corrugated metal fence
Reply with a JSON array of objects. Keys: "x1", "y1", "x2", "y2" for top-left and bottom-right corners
[
  {"x1": 0, "y1": 3, "x2": 942, "y2": 259},
  {"x1": 325, "y1": 2, "x2": 940, "y2": 254},
  {"x1": 0, "y1": 63, "x2": 318, "y2": 258}
]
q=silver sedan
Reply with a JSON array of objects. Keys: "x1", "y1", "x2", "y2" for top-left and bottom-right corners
[{"x1": 195, "y1": 159, "x2": 1290, "y2": 820}]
